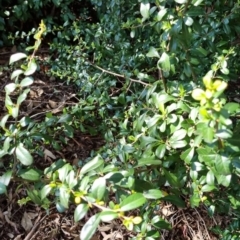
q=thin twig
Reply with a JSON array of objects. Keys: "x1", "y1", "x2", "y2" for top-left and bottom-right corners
[
  {"x1": 88, "y1": 61, "x2": 150, "y2": 86},
  {"x1": 194, "y1": 208, "x2": 211, "y2": 240}
]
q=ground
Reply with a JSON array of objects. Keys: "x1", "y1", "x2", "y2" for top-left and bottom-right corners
[{"x1": 0, "y1": 47, "x2": 231, "y2": 240}]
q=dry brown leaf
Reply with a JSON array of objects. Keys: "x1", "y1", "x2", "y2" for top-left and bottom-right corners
[
  {"x1": 48, "y1": 100, "x2": 58, "y2": 109},
  {"x1": 21, "y1": 212, "x2": 33, "y2": 232},
  {"x1": 44, "y1": 148, "x2": 56, "y2": 160}
]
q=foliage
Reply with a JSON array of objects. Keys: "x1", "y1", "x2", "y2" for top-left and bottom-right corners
[{"x1": 1, "y1": 0, "x2": 240, "y2": 239}]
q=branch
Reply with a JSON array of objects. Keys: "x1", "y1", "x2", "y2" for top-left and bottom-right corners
[{"x1": 88, "y1": 61, "x2": 150, "y2": 86}]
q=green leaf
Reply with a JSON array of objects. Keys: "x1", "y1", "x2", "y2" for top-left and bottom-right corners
[
  {"x1": 197, "y1": 123, "x2": 215, "y2": 143},
  {"x1": 216, "y1": 174, "x2": 231, "y2": 187},
  {"x1": 169, "y1": 140, "x2": 187, "y2": 149},
  {"x1": 58, "y1": 163, "x2": 72, "y2": 182},
  {"x1": 9, "y1": 53, "x2": 27, "y2": 64},
  {"x1": 19, "y1": 168, "x2": 41, "y2": 181},
  {"x1": 143, "y1": 189, "x2": 164, "y2": 199},
  {"x1": 170, "y1": 129, "x2": 187, "y2": 141},
  {"x1": 66, "y1": 170, "x2": 77, "y2": 188},
  {"x1": 80, "y1": 214, "x2": 101, "y2": 240},
  {"x1": 59, "y1": 185, "x2": 70, "y2": 208},
  {"x1": 24, "y1": 61, "x2": 37, "y2": 75},
  {"x1": 157, "y1": 8, "x2": 167, "y2": 21},
  {"x1": 3, "y1": 137, "x2": 12, "y2": 152},
  {"x1": 164, "y1": 170, "x2": 182, "y2": 188},
  {"x1": 206, "y1": 170, "x2": 215, "y2": 185},
  {"x1": 80, "y1": 155, "x2": 104, "y2": 176},
  {"x1": 137, "y1": 158, "x2": 162, "y2": 167},
  {"x1": 41, "y1": 185, "x2": 52, "y2": 200},
  {"x1": 91, "y1": 177, "x2": 106, "y2": 200},
  {"x1": 151, "y1": 216, "x2": 171, "y2": 229},
  {"x1": 120, "y1": 193, "x2": 146, "y2": 211},
  {"x1": 0, "y1": 182, "x2": 7, "y2": 194},
  {"x1": 0, "y1": 170, "x2": 12, "y2": 186},
  {"x1": 27, "y1": 189, "x2": 42, "y2": 205},
  {"x1": 20, "y1": 77, "x2": 34, "y2": 87},
  {"x1": 184, "y1": 16, "x2": 194, "y2": 26},
  {"x1": 162, "y1": 195, "x2": 185, "y2": 208},
  {"x1": 224, "y1": 102, "x2": 239, "y2": 113},
  {"x1": 11, "y1": 106, "x2": 19, "y2": 118},
  {"x1": 74, "y1": 203, "x2": 89, "y2": 222},
  {"x1": 140, "y1": 3, "x2": 150, "y2": 21},
  {"x1": 146, "y1": 47, "x2": 160, "y2": 58},
  {"x1": 180, "y1": 148, "x2": 194, "y2": 164},
  {"x1": 0, "y1": 114, "x2": 10, "y2": 129},
  {"x1": 99, "y1": 211, "x2": 118, "y2": 222},
  {"x1": 158, "y1": 52, "x2": 170, "y2": 72},
  {"x1": 155, "y1": 144, "x2": 166, "y2": 159},
  {"x1": 175, "y1": 0, "x2": 187, "y2": 4},
  {"x1": 15, "y1": 143, "x2": 33, "y2": 166},
  {"x1": 201, "y1": 184, "x2": 215, "y2": 192},
  {"x1": 5, "y1": 83, "x2": 17, "y2": 94},
  {"x1": 57, "y1": 114, "x2": 72, "y2": 123},
  {"x1": 193, "y1": 0, "x2": 204, "y2": 6},
  {"x1": 17, "y1": 89, "x2": 30, "y2": 105},
  {"x1": 215, "y1": 129, "x2": 232, "y2": 139},
  {"x1": 215, "y1": 155, "x2": 231, "y2": 175}
]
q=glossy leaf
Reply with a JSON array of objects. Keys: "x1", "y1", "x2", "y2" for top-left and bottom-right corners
[
  {"x1": 58, "y1": 163, "x2": 72, "y2": 182},
  {"x1": 24, "y1": 61, "x2": 37, "y2": 75},
  {"x1": 15, "y1": 144, "x2": 33, "y2": 166},
  {"x1": 74, "y1": 203, "x2": 89, "y2": 222},
  {"x1": 9, "y1": 53, "x2": 27, "y2": 64},
  {"x1": 41, "y1": 184, "x2": 52, "y2": 199},
  {"x1": 140, "y1": 3, "x2": 150, "y2": 21},
  {"x1": 0, "y1": 170, "x2": 12, "y2": 186},
  {"x1": 99, "y1": 211, "x2": 118, "y2": 222},
  {"x1": 59, "y1": 185, "x2": 70, "y2": 208},
  {"x1": 137, "y1": 158, "x2": 162, "y2": 167},
  {"x1": 162, "y1": 195, "x2": 185, "y2": 208},
  {"x1": 80, "y1": 155, "x2": 104, "y2": 176},
  {"x1": 143, "y1": 189, "x2": 164, "y2": 199},
  {"x1": 5, "y1": 83, "x2": 17, "y2": 94},
  {"x1": 180, "y1": 148, "x2": 194, "y2": 164},
  {"x1": 80, "y1": 214, "x2": 101, "y2": 240},
  {"x1": 19, "y1": 168, "x2": 41, "y2": 181},
  {"x1": 91, "y1": 177, "x2": 106, "y2": 200},
  {"x1": 146, "y1": 47, "x2": 160, "y2": 58},
  {"x1": 120, "y1": 193, "x2": 146, "y2": 211},
  {"x1": 20, "y1": 77, "x2": 34, "y2": 87}
]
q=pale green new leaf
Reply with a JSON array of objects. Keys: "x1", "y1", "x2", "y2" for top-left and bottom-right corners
[
  {"x1": 140, "y1": 3, "x2": 150, "y2": 21},
  {"x1": 5, "y1": 83, "x2": 17, "y2": 94},
  {"x1": 24, "y1": 61, "x2": 37, "y2": 76},
  {"x1": 20, "y1": 77, "x2": 34, "y2": 87},
  {"x1": 0, "y1": 170, "x2": 12, "y2": 186},
  {"x1": 9, "y1": 53, "x2": 27, "y2": 64}
]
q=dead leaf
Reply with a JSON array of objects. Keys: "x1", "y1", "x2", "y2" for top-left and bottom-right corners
[
  {"x1": 21, "y1": 212, "x2": 33, "y2": 232},
  {"x1": 48, "y1": 100, "x2": 58, "y2": 109},
  {"x1": 44, "y1": 148, "x2": 56, "y2": 160}
]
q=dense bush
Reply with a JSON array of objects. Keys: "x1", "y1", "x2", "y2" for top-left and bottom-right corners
[{"x1": 1, "y1": 0, "x2": 240, "y2": 239}]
